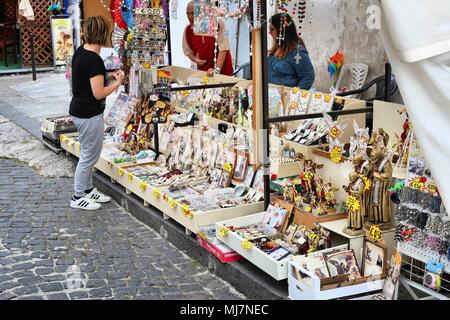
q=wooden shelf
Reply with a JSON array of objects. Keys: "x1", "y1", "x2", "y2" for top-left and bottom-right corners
[{"x1": 292, "y1": 206, "x2": 348, "y2": 230}]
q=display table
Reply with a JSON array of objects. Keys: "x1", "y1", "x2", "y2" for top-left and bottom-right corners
[
  {"x1": 60, "y1": 135, "x2": 264, "y2": 235},
  {"x1": 319, "y1": 219, "x2": 395, "y2": 266}
]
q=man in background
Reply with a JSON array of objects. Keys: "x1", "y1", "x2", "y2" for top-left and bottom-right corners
[{"x1": 182, "y1": 1, "x2": 234, "y2": 77}]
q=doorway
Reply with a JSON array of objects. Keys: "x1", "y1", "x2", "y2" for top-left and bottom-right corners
[{"x1": 0, "y1": 0, "x2": 21, "y2": 71}]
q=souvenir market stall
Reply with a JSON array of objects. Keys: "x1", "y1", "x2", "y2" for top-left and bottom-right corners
[{"x1": 59, "y1": 0, "x2": 449, "y2": 300}]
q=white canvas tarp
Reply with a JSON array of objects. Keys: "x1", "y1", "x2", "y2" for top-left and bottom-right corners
[{"x1": 380, "y1": 0, "x2": 450, "y2": 214}]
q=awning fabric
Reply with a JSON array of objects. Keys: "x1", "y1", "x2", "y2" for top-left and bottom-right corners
[{"x1": 380, "y1": 0, "x2": 450, "y2": 215}]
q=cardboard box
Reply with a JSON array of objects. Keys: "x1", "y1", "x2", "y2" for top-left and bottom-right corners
[{"x1": 197, "y1": 235, "x2": 243, "y2": 263}]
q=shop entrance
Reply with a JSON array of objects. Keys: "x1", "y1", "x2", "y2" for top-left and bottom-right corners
[{"x1": 0, "y1": 0, "x2": 21, "y2": 70}]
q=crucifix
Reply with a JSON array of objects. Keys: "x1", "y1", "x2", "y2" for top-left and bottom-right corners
[
  {"x1": 294, "y1": 51, "x2": 302, "y2": 64},
  {"x1": 277, "y1": 35, "x2": 284, "y2": 45}
]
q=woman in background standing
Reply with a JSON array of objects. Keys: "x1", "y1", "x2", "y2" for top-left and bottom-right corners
[{"x1": 268, "y1": 13, "x2": 315, "y2": 90}]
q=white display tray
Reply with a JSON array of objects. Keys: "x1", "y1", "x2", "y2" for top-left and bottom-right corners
[
  {"x1": 288, "y1": 246, "x2": 385, "y2": 300},
  {"x1": 215, "y1": 212, "x2": 291, "y2": 281}
]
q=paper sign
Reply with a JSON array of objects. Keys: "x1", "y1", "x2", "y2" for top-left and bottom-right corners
[{"x1": 153, "y1": 188, "x2": 161, "y2": 199}]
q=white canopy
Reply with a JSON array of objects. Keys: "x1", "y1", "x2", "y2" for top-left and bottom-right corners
[{"x1": 380, "y1": 0, "x2": 450, "y2": 214}]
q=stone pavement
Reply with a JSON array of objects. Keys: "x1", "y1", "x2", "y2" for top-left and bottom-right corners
[{"x1": 0, "y1": 158, "x2": 246, "y2": 300}]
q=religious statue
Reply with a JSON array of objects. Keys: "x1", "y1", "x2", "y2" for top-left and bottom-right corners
[
  {"x1": 352, "y1": 154, "x2": 372, "y2": 218},
  {"x1": 366, "y1": 131, "x2": 393, "y2": 229},
  {"x1": 343, "y1": 171, "x2": 366, "y2": 236}
]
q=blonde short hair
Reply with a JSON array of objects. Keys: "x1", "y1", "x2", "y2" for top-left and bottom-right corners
[{"x1": 83, "y1": 16, "x2": 110, "y2": 46}]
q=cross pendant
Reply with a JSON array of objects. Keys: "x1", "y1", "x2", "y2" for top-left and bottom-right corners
[
  {"x1": 277, "y1": 35, "x2": 284, "y2": 45},
  {"x1": 294, "y1": 51, "x2": 302, "y2": 64}
]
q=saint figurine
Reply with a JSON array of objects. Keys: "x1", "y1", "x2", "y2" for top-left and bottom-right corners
[
  {"x1": 352, "y1": 154, "x2": 371, "y2": 218},
  {"x1": 343, "y1": 172, "x2": 365, "y2": 236},
  {"x1": 367, "y1": 145, "x2": 393, "y2": 227}
]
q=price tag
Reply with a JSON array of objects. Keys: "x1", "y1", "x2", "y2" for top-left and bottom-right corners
[
  {"x1": 290, "y1": 101, "x2": 298, "y2": 110},
  {"x1": 241, "y1": 239, "x2": 254, "y2": 251},
  {"x1": 128, "y1": 173, "x2": 133, "y2": 182},
  {"x1": 301, "y1": 90, "x2": 309, "y2": 98},
  {"x1": 324, "y1": 95, "x2": 332, "y2": 103},
  {"x1": 153, "y1": 188, "x2": 161, "y2": 199},
  {"x1": 107, "y1": 161, "x2": 113, "y2": 167},
  {"x1": 395, "y1": 251, "x2": 402, "y2": 266},
  {"x1": 325, "y1": 191, "x2": 334, "y2": 201},
  {"x1": 60, "y1": 135, "x2": 67, "y2": 143},
  {"x1": 169, "y1": 199, "x2": 178, "y2": 209},
  {"x1": 427, "y1": 182, "x2": 437, "y2": 193},
  {"x1": 181, "y1": 204, "x2": 192, "y2": 218},
  {"x1": 314, "y1": 93, "x2": 322, "y2": 99},
  {"x1": 118, "y1": 168, "x2": 125, "y2": 177},
  {"x1": 218, "y1": 226, "x2": 230, "y2": 237},
  {"x1": 330, "y1": 126, "x2": 340, "y2": 139},
  {"x1": 308, "y1": 232, "x2": 320, "y2": 242},
  {"x1": 292, "y1": 87, "x2": 300, "y2": 94},
  {"x1": 139, "y1": 181, "x2": 147, "y2": 191},
  {"x1": 369, "y1": 225, "x2": 383, "y2": 242},
  {"x1": 223, "y1": 163, "x2": 233, "y2": 173},
  {"x1": 303, "y1": 172, "x2": 313, "y2": 182}
]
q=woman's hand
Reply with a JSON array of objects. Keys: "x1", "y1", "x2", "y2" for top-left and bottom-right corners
[{"x1": 114, "y1": 70, "x2": 125, "y2": 83}]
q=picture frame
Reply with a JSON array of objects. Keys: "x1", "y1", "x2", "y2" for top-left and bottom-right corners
[
  {"x1": 324, "y1": 249, "x2": 362, "y2": 279},
  {"x1": 218, "y1": 171, "x2": 232, "y2": 188},
  {"x1": 267, "y1": 247, "x2": 292, "y2": 261},
  {"x1": 362, "y1": 238, "x2": 388, "y2": 277},
  {"x1": 261, "y1": 203, "x2": 289, "y2": 232},
  {"x1": 283, "y1": 223, "x2": 298, "y2": 242},
  {"x1": 296, "y1": 252, "x2": 330, "y2": 279},
  {"x1": 233, "y1": 153, "x2": 249, "y2": 181},
  {"x1": 252, "y1": 166, "x2": 265, "y2": 193},
  {"x1": 209, "y1": 168, "x2": 223, "y2": 188},
  {"x1": 225, "y1": 149, "x2": 237, "y2": 173},
  {"x1": 243, "y1": 167, "x2": 255, "y2": 187}
]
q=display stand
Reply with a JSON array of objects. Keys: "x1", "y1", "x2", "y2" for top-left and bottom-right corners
[{"x1": 396, "y1": 242, "x2": 450, "y2": 300}]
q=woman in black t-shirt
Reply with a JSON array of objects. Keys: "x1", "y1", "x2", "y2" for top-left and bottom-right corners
[{"x1": 69, "y1": 16, "x2": 124, "y2": 210}]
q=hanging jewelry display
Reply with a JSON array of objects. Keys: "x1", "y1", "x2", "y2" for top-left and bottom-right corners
[
  {"x1": 128, "y1": 3, "x2": 167, "y2": 67},
  {"x1": 171, "y1": 0, "x2": 179, "y2": 19}
]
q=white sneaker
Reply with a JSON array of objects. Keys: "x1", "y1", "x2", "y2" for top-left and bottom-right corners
[
  {"x1": 70, "y1": 197, "x2": 102, "y2": 210},
  {"x1": 85, "y1": 188, "x2": 111, "y2": 203}
]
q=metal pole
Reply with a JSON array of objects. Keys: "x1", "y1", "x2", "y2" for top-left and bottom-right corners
[
  {"x1": 248, "y1": 0, "x2": 253, "y2": 78},
  {"x1": 261, "y1": 0, "x2": 270, "y2": 210},
  {"x1": 234, "y1": 0, "x2": 241, "y2": 70},
  {"x1": 384, "y1": 62, "x2": 391, "y2": 102},
  {"x1": 268, "y1": 106, "x2": 374, "y2": 124},
  {"x1": 170, "y1": 82, "x2": 238, "y2": 92},
  {"x1": 153, "y1": 108, "x2": 160, "y2": 159},
  {"x1": 166, "y1": 0, "x2": 172, "y2": 65},
  {"x1": 30, "y1": 28, "x2": 37, "y2": 81}
]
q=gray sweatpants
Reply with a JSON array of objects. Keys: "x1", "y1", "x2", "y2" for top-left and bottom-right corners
[{"x1": 72, "y1": 114, "x2": 104, "y2": 197}]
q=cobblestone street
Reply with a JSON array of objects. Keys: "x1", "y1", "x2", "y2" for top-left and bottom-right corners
[{"x1": 0, "y1": 158, "x2": 246, "y2": 300}]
